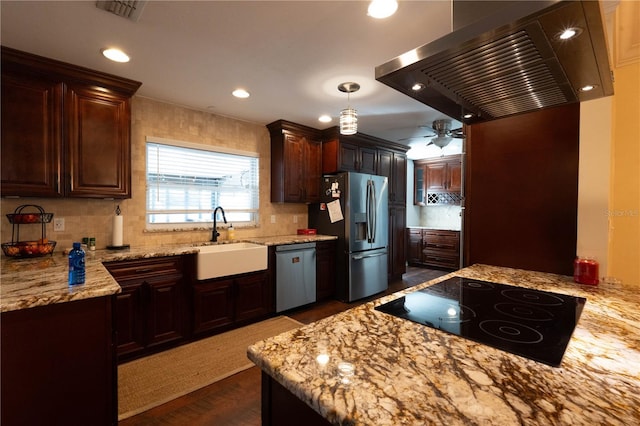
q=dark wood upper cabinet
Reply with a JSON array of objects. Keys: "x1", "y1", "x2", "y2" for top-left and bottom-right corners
[
  {"x1": 0, "y1": 47, "x2": 141, "y2": 199},
  {"x1": 268, "y1": 120, "x2": 322, "y2": 203},
  {"x1": 1, "y1": 72, "x2": 63, "y2": 197},
  {"x1": 414, "y1": 155, "x2": 462, "y2": 205},
  {"x1": 322, "y1": 129, "x2": 378, "y2": 174},
  {"x1": 65, "y1": 82, "x2": 132, "y2": 197}
]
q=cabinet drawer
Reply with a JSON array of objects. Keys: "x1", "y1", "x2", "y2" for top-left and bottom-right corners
[
  {"x1": 423, "y1": 237, "x2": 458, "y2": 251},
  {"x1": 423, "y1": 231, "x2": 459, "y2": 252},
  {"x1": 408, "y1": 229, "x2": 423, "y2": 237},
  {"x1": 422, "y1": 249, "x2": 459, "y2": 269},
  {"x1": 105, "y1": 256, "x2": 183, "y2": 280}
]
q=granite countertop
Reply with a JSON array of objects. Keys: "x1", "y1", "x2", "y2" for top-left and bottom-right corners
[
  {"x1": 0, "y1": 234, "x2": 337, "y2": 313},
  {"x1": 243, "y1": 234, "x2": 337, "y2": 246},
  {"x1": 248, "y1": 264, "x2": 640, "y2": 425}
]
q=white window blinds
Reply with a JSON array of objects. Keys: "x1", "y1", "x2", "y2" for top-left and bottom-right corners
[{"x1": 146, "y1": 140, "x2": 259, "y2": 227}]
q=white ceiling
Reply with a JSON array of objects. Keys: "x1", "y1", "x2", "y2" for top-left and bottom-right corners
[{"x1": 0, "y1": 0, "x2": 463, "y2": 155}]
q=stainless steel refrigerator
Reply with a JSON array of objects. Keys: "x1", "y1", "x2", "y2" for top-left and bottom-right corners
[{"x1": 308, "y1": 172, "x2": 388, "y2": 302}]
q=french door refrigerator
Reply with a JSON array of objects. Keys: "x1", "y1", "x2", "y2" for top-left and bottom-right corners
[{"x1": 308, "y1": 172, "x2": 389, "y2": 302}]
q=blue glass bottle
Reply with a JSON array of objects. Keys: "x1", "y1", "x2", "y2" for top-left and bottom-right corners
[{"x1": 68, "y1": 242, "x2": 86, "y2": 285}]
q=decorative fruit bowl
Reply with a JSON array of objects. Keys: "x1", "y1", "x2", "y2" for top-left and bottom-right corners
[
  {"x1": 2, "y1": 240, "x2": 57, "y2": 258},
  {"x1": 6, "y1": 212, "x2": 54, "y2": 224}
]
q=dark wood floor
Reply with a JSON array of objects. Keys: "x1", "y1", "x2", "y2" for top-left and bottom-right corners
[{"x1": 118, "y1": 266, "x2": 448, "y2": 426}]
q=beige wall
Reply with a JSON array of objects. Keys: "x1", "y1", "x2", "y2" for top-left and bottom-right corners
[
  {"x1": 608, "y1": 1, "x2": 640, "y2": 287},
  {"x1": 1, "y1": 97, "x2": 308, "y2": 251}
]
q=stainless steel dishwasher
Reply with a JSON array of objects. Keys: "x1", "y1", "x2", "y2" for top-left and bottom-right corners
[{"x1": 275, "y1": 242, "x2": 316, "y2": 312}]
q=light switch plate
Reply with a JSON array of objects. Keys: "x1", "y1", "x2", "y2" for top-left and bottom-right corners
[{"x1": 270, "y1": 215, "x2": 276, "y2": 223}]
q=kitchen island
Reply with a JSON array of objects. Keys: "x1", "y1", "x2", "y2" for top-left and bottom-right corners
[{"x1": 248, "y1": 264, "x2": 640, "y2": 425}]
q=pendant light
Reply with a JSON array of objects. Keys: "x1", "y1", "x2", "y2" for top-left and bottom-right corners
[{"x1": 338, "y1": 82, "x2": 360, "y2": 135}]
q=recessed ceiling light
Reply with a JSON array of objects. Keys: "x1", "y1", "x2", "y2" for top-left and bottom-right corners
[
  {"x1": 368, "y1": 0, "x2": 398, "y2": 19},
  {"x1": 557, "y1": 27, "x2": 583, "y2": 40},
  {"x1": 232, "y1": 88, "x2": 250, "y2": 98},
  {"x1": 101, "y1": 48, "x2": 130, "y2": 63},
  {"x1": 318, "y1": 115, "x2": 332, "y2": 123},
  {"x1": 463, "y1": 113, "x2": 474, "y2": 119},
  {"x1": 580, "y1": 84, "x2": 596, "y2": 92},
  {"x1": 411, "y1": 83, "x2": 425, "y2": 91}
]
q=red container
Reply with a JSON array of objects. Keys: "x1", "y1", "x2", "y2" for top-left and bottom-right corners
[
  {"x1": 297, "y1": 228, "x2": 317, "y2": 235},
  {"x1": 573, "y1": 257, "x2": 599, "y2": 285}
]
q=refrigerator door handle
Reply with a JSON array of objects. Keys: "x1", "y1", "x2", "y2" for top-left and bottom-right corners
[
  {"x1": 365, "y1": 180, "x2": 372, "y2": 243},
  {"x1": 352, "y1": 252, "x2": 386, "y2": 260},
  {"x1": 370, "y1": 180, "x2": 377, "y2": 243}
]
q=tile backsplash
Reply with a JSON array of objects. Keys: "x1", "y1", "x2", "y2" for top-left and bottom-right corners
[
  {"x1": 420, "y1": 205, "x2": 462, "y2": 230},
  {"x1": 1, "y1": 97, "x2": 307, "y2": 253}
]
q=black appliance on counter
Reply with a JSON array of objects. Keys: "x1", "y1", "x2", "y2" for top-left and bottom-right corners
[{"x1": 375, "y1": 277, "x2": 586, "y2": 367}]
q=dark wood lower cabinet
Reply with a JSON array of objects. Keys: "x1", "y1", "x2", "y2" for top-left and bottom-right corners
[
  {"x1": 105, "y1": 255, "x2": 191, "y2": 362},
  {"x1": 193, "y1": 277, "x2": 235, "y2": 333},
  {"x1": 1, "y1": 296, "x2": 116, "y2": 426},
  {"x1": 192, "y1": 269, "x2": 272, "y2": 336},
  {"x1": 407, "y1": 228, "x2": 460, "y2": 270},
  {"x1": 316, "y1": 240, "x2": 336, "y2": 300},
  {"x1": 389, "y1": 205, "x2": 407, "y2": 279},
  {"x1": 262, "y1": 372, "x2": 331, "y2": 426}
]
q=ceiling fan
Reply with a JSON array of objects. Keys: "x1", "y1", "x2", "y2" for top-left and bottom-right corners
[{"x1": 399, "y1": 119, "x2": 464, "y2": 148}]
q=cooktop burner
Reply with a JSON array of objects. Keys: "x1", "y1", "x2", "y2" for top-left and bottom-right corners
[{"x1": 375, "y1": 277, "x2": 586, "y2": 367}]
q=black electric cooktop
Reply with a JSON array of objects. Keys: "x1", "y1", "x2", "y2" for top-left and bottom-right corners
[{"x1": 375, "y1": 277, "x2": 586, "y2": 367}]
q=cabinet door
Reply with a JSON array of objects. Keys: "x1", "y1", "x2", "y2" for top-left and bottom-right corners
[
  {"x1": 115, "y1": 283, "x2": 146, "y2": 358},
  {"x1": 65, "y1": 82, "x2": 131, "y2": 198},
  {"x1": 392, "y1": 153, "x2": 407, "y2": 204},
  {"x1": 316, "y1": 240, "x2": 336, "y2": 300},
  {"x1": 282, "y1": 134, "x2": 305, "y2": 202},
  {"x1": 192, "y1": 278, "x2": 234, "y2": 335},
  {"x1": 414, "y1": 164, "x2": 426, "y2": 206},
  {"x1": 448, "y1": 160, "x2": 462, "y2": 192},
  {"x1": 358, "y1": 146, "x2": 377, "y2": 174},
  {"x1": 235, "y1": 271, "x2": 271, "y2": 322},
  {"x1": 377, "y1": 149, "x2": 392, "y2": 198},
  {"x1": 145, "y1": 275, "x2": 185, "y2": 348},
  {"x1": 303, "y1": 138, "x2": 322, "y2": 203},
  {"x1": 426, "y1": 162, "x2": 447, "y2": 191},
  {"x1": 339, "y1": 142, "x2": 358, "y2": 171},
  {"x1": 1, "y1": 73, "x2": 63, "y2": 197},
  {"x1": 407, "y1": 229, "x2": 423, "y2": 265},
  {"x1": 377, "y1": 149, "x2": 392, "y2": 177},
  {"x1": 389, "y1": 206, "x2": 406, "y2": 278},
  {"x1": 1, "y1": 297, "x2": 116, "y2": 425}
]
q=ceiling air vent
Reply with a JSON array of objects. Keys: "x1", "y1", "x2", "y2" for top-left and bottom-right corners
[{"x1": 96, "y1": 1, "x2": 147, "y2": 22}]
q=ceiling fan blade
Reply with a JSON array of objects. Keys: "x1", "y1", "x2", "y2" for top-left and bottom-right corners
[
  {"x1": 451, "y1": 127, "x2": 465, "y2": 138},
  {"x1": 398, "y1": 134, "x2": 434, "y2": 142}
]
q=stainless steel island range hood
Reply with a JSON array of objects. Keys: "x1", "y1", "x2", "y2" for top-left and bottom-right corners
[{"x1": 375, "y1": 0, "x2": 614, "y2": 123}]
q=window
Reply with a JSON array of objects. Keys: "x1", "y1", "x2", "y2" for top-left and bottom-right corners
[{"x1": 146, "y1": 137, "x2": 259, "y2": 229}]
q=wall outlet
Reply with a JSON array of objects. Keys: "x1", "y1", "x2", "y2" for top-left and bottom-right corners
[
  {"x1": 270, "y1": 215, "x2": 276, "y2": 224},
  {"x1": 53, "y1": 218, "x2": 65, "y2": 231},
  {"x1": 293, "y1": 215, "x2": 298, "y2": 224}
]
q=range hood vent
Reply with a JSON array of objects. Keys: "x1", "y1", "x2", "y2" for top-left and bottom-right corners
[
  {"x1": 375, "y1": 0, "x2": 613, "y2": 123},
  {"x1": 95, "y1": 0, "x2": 147, "y2": 22}
]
